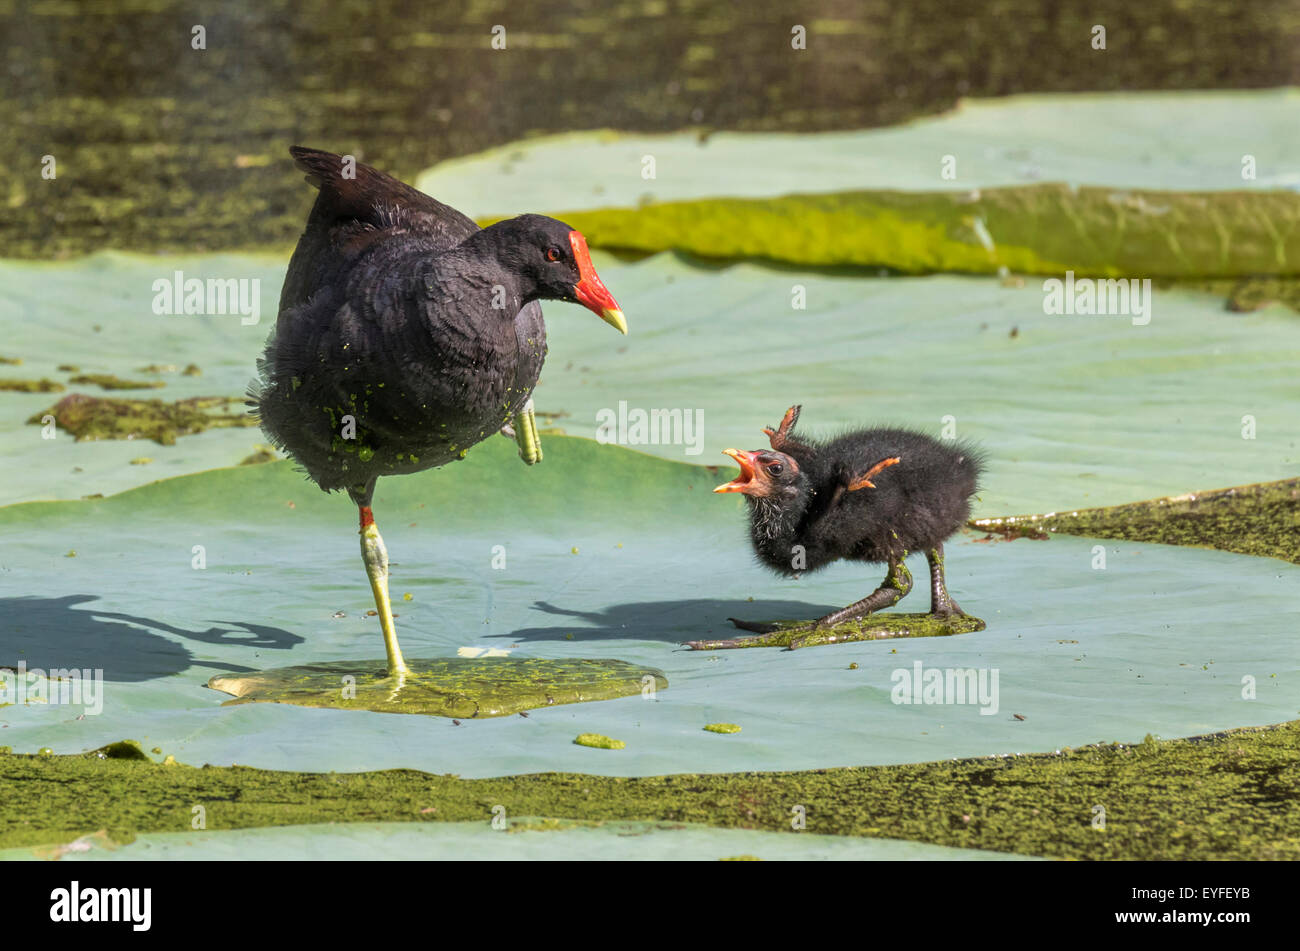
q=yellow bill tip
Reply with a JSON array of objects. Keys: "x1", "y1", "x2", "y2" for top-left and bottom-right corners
[{"x1": 601, "y1": 307, "x2": 628, "y2": 335}]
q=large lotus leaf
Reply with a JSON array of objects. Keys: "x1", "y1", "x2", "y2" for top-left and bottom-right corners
[
  {"x1": 0, "y1": 436, "x2": 1296, "y2": 783},
  {"x1": 416, "y1": 91, "x2": 1300, "y2": 214},
  {"x1": 2, "y1": 252, "x2": 1297, "y2": 513},
  {"x1": 416, "y1": 92, "x2": 1300, "y2": 277},
  {"x1": 0, "y1": 252, "x2": 286, "y2": 504}
]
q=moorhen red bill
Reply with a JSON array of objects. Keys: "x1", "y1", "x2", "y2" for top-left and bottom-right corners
[
  {"x1": 686, "y1": 405, "x2": 983, "y2": 649},
  {"x1": 251, "y1": 146, "x2": 626, "y2": 678}
]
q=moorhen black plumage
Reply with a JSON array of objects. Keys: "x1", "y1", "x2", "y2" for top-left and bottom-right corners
[
  {"x1": 251, "y1": 147, "x2": 626, "y2": 678},
  {"x1": 686, "y1": 405, "x2": 983, "y2": 649}
]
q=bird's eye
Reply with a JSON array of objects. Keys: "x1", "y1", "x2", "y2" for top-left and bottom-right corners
[
  {"x1": 545, "y1": 247, "x2": 562, "y2": 262},
  {"x1": 767, "y1": 463, "x2": 784, "y2": 475}
]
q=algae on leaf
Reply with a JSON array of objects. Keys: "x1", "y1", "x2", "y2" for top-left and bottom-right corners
[
  {"x1": 972, "y1": 477, "x2": 1300, "y2": 565},
  {"x1": 0, "y1": 378, "x2": 65, "y2": 393},
  {"x1": 209, "y1": 657, "x2": 668, "y2": 718},
  {"x1": 29, "y1": 393, "x2": 257, "y2": 445},
  {"x1": 3, "y1": 721, "x2": 1299, "y2": 860},
  {"x1": 67, "y1": 374, "x2": 167, "y2": 391},
  {"x1": 685, "y1": 613, "x2": 985, "y2": 650},
  {"x1": 539, "y1": 186, "x2": 1300, "y2": 279}
]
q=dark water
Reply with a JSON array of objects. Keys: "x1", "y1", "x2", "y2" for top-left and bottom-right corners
[{"x1": 4, "y1": 0, "x2": 1300, "y2": 258}]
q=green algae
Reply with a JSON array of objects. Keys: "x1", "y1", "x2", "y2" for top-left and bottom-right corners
[
  {"x1": 27, "y1": 393, "x2": 257, "y2": 445},
  {"x1": 4, "y1": 721, "x2": 1299, "y2": 859},
  {"x1": 0, "y1": 378, "x2": 65, "y2": 393},
  {"x1": 972, "y1": 477, "x2": 1300, "y2": 565},
  {"x1": 531, "y1": 185, "x2": 1300, "y2": 279},
  {"x1": 574, "y1": 734, "x2": 626, "y2": 750},
  {"x1": 207, "y1": 658, "x2": 669, "y2": 719},
  {"x1": 686, "y1": 613, "x2": 986, "y2": 650},
  {"x1": 704, "y1": 723, "x2": 742, "y2": 734},
  {"x1": 238, "y1": 444, "x2": 279, "y2": 466},
  {"x1": 67, "y1": 374, "x2": 166, "y2": 391},
  {"x1": 90, "y1": 740, "x2": 151, "y2": 762}
]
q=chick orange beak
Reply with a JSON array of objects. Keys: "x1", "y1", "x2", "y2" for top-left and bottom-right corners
[
  {"x1": 714, "y1": 448, "x2": 760, "y2": 493},
  {"x1": 569, "y1": 230, "x2": 626, "y2": 334}
]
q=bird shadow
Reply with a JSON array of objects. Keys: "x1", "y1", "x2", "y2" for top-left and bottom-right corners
[
  {"x1": 497, "y1": 598, "x2": 843, "y2": 646},
  {"x1": 0, "y1": 595, "x2": 304, "y2": 683}
]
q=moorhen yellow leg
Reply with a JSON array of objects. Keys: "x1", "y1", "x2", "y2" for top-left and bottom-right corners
[{"x1": 349, "y1": 480, "x2": 409, "y2": 679}]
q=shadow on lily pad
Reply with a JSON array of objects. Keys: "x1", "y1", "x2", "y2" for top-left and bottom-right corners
[{"x1": 207, "y1": 657, "x2": 668, "y2": 718}]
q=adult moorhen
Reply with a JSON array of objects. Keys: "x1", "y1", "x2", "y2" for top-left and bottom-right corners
[{"x1": 251, "y1": 147, "x2": 626, "y2": 678}]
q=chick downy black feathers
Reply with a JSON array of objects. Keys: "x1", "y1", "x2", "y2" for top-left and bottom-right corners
[{"x1": 697, "y1": 405, "x2": 983, "y2": 645}]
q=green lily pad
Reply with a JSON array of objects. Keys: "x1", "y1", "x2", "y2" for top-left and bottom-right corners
[
  {"x1": 3, "y1": 251, "x2": 1298, "y2": 513},
  {"x1": 419, "y1": 91, "x2": 1300, "y2": 277},
  {"x1": 685, "y1": 613, "x2": 986, "y2": 650},
  {"x1": 1, "y1": 434, "x2": 1296, "y2": 783},
  {"x1": 417, "y1": 91, "x2": 1300, "y2": 213},
  {"x1": 208, "y1": 657, "x2": 667, "y2": 718}
]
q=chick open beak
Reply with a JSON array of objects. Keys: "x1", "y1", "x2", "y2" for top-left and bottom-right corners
[
  {"x1": 569, "y1": 230, "x2": 627, "y2": 334},
  {"x1": 714, "y1": 448, "x2": 760, "y2": 493}
]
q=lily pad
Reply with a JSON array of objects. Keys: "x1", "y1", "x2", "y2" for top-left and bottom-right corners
[
  {"x1": 419, "y1": 91, "x2": 1300, "y2": 277},
  {"x1": 2, "y1": 252, "x2": 1298, "y2": 514},
  {"x1": 1, "y1": 436, "x2": 1296, "y2": 782},
  {"x1": 416, "y1": 91, "x2": 1300, "y2": 213},
  {"x1": 208, "y1": 657, "x2": 667, "y2": 718}
]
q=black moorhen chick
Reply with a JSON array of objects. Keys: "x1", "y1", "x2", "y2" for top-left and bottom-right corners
[
  {"x1": 252, "y1": 147, "x2": 626, "y2": 678},
  {"x1": 687, "y1": 405, "x2": 982, "y2": 648}
]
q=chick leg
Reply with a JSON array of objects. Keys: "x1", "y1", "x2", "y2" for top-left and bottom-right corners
[
  {"x1": 695, "y1": 555, "x2": 913, "y2": 648},
  {"x1": 926, "y1": 543, "x2": 965, "y2": 617},
  {"x1": 810, "y1": 555, "x2": 913, "y2": 628}
]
